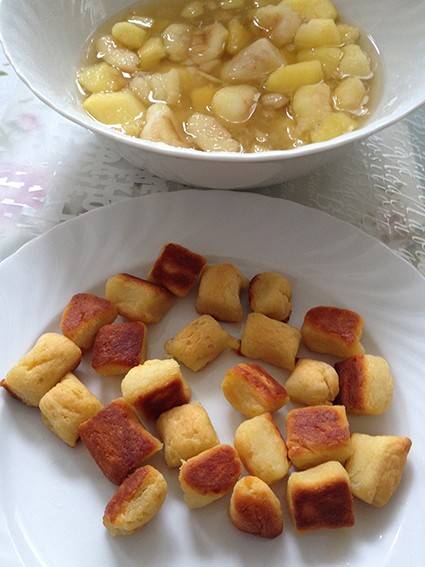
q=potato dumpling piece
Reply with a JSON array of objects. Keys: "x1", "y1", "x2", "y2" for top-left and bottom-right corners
[
  {"x1": 335, "y1": 354, "x2": 394, "y2": 415},
  {"x1": 39, "y1": 373, "x2": 102, "y2": 447},
  {"x1": 2, "y1": 333, "x2": 82, "y2": 407},
  {"x1": 190, "y1": 22, "x2": 229, "y2": 64},
  {"x1": 230, "y1": 476, "x2": 283, "y2": 538},
  {"x1": 294, "y1": 18, "x2": 340, "y2": 49},
  {"x1": 163, "y1": 23, "x2": 192, "y2": 63},
  {"x1": 234, "y1": 413, "x2": 289, "y2": 484},
  {"x1": 339, "y1": 44, "x2": 372, "y2": 78},
  {"x1": 103, "y1": 465, "x2": 167, "y2": 536},
  {"x1": 254, "y1": 4, "x2": 301, "y2": 48},
  {"x1": 345, "y1": 433, "x2": 412, "y2": 507},
  {"x1": 186, "y1": 113, "x2": 240, "y2": 152},
  {"x1": 219, "y1": 0, "x2": 245, "y2": 9},
  {"x1": 60, "y1": 293, "x2": 117, "y2": 351},
  {"x1": 301, "y1": 305, "x2": 364, "y2": 358},
  {"x1": 165, "y1": 315, "x2": 240, "y2": 372},
  {"x1": 311, "y1": 112, "x2": 357, "y2": 142},
  {"x1": 292, "y1": 82, "x2": 332, "y2": 134},
  {"x1": 92, "y1": 322, "x2": 148, "y2": 377},
  {"x1": 337, "y1": 24, "x2": 360, "y2": 45},
  {"x1": 283, "y1": 0, "x2": 338, "y2": 21},
  {"x1": 181, "y1": 1, "x2": 204, "y2": 19},
  {"x1": 222, "y1": 363, "x2": 289, "y2": 417},
  {"x1": 286, "y1": 405, "x2": 352, "y2": 470},
  {"x1": 249, "y1": 271, "x2": 292, "y2": 321},
  {"x1": 112, "y1": 21, "x2": 148, "y2": 50},
  {"x1": 78, "y1": 63, "x2": 127, "y2": 94},
  {"x1": 211, "y1": 85, "x2": 259, "y2": 124},
  {"x1": 149, "y1": 242, "x2": 206, "y2": 297},
  {"x1": 190, "y1": 84, "x2": 217, "y2": 112},
  {"x1": 130, "y1": 69, "x2": 181, "y2": 107},
  {"x1": 226, "y1": 18, "x2": 251, "y2": 55},
  {"x1": 141, "y1": 103, "x2": 189, "y2": 147},
  {"x1": 287, "y1": 461, "x2": 355, "y2": 532},
  {"x1": 296, "y1": 47, "x2": 342, "y2": 79},
  {"x1": 265, "y1": 61, "x2": 323, "y2": 97},
  {"x1": 285, "y1": 359, "x2": 339, "y2": 405},
  {"x1": 333, "y1": 77, "x2": 366, "y2": 111},
  {"x1": 221, "y1": 38, "x2": 283, "y2": 82},
  {"x1": 121, "y1": 358, "x2": 191, "y2": 420},
  {"x1": 104, "y1": 48, "x2": 140, "y2": 73},
  {"x1": 79, "y1": 398, "x2": 162, "y2": 485},
  {"x1": 179, "y1": 444, "x2": 242, "y2": 508},
  {"x1": 83, "y1": 91, "x2": 145, "y2": 136},
  {"x1": 138, "y1": 37, "x2": 167, "y2": 71},
  {"x1": 241, "y1": 313, "x2": 301, "y2": 371},
  {"x1": 196, "y1": 263, "x2": 248, "y2": 322},
  {"x1": 105, "y1": 273, "x2": 175, "y2": 324},
  {"x1": 157, "y1": 402, "x2": 219, "y2": 467}
]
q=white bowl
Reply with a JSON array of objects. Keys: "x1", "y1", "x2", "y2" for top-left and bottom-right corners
[{"x1": 1, "y1": 0, "x2": 424, "y2": 189}]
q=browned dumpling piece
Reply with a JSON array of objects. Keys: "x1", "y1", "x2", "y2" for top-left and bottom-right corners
[
  {"x1": 345, "y1": 433, "x2": 411, "y2": 507},
  {"x1": 335, "y1": 354, "x2": 393, "y2": 415},
  {"x1": 157, "y1": 402, "x2": 219, "y2": 468},
  {"x1": 39, "y1": 373, "x2": 102, "y2": 447},
  {"x1": 179, "y1": 444, "x2": 242, "y2": 508},
  {"x1": 286, "y1": 405, "x2": 352, "y2": 469},
  {"x1": 121, "y1": 358, "x2": 191, "y2": 420},
  {"x1": 240, "y1": 313, "x2": 301, "y2": 371},
  {"x1": 165, "y1": 315, "x2": 240, "y2": 372},
  {"x1": 149, "y1": 242, "x2": 206, "y2": 297},
  {"x1": 230, "y1": 476, "x2": 283, "y2": 539},
  {"x1": 79, "y1": 398, "x2": 162, "y2": 485},
  {"x1": 287, "y1": 461, "x2": 355, "y2": 532},
  {"x1": 103, "y1": 465, "x2": 167, "y2": 536},
  {"x1": 1, "y1": 333, "x2": 82, "y2": 407},
  {"x1": 196, "y1": 263, "x2": 248, "y2": 322},
  {"x1": 105, "y1": 273, "x2": 174, "y2": 324},
  {"x1": 285, "y1": 359, "x2": 339, "y2": 406},
  {"x1": 234, "y1": 413, "x2": 289, "y2": 484},
  {"x1": 92, "y1": 322, "x2": 147, "y2": 377},
  {"x1": 222, "y1": 363, "x2": 289, "y2": 417},
  {"x1": 301, "y1": 306, "x2": 364, "y2": 358},
  {"x1": 249, "y1": 272, "x2": 292, "y2": 322},
  {"x1": 60, "y1": 293, "x2": 117, "y2": 351}
]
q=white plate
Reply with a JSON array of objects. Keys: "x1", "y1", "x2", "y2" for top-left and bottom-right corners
[{"x1": 0, "y1": 190, "x2": 424, "y2": 567}]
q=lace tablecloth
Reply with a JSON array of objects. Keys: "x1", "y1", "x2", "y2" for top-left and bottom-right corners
[{"x1": 1, "y1": 51, "x2": 424, "y2": 273}]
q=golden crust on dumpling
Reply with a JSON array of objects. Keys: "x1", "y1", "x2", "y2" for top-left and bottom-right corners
[
  {"x1": 286, "y1": 405, "x2": 352, "y2": 469},
  {"x1": 222, "y1": 363, "x2": 289, "y2": 417},
  {"x1": 92, "y1": 322, "x2": 147, "y2": 376},
  {"x1": 79, "y1": 398, "x2": 162, "y2": 485},
  {"x1": 149, "y1": 242, "x2": 206, "y2": 297},
  {"x1": 121, "y1": 358, "x2": 191, "y2": 420},
  {"x1": 103, "y1": 465, "x2": 167, "y2": 536},
  {"x1": 60, "y1": 293, "x2": 117, "y2": 351},
  {"x1": 230, "y1": 476, "x2": 283, "y2": 538},
  {"x1": 179, "y1": 444, "x2": 242, "y2": 508},
  {"x1": 287, "y1": 461, "x2": 355, "y2": 531},
  {"x1": 335, "y1": 354, "x2": 393, "y2": 415},
  {"x1": 301, "y1": 306, "x2": 364, "y2": 358}
]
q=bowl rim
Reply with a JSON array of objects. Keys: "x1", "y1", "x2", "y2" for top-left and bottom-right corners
[{"x1": 1, "y1": 23, "x2": 425, "y2": 163}]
